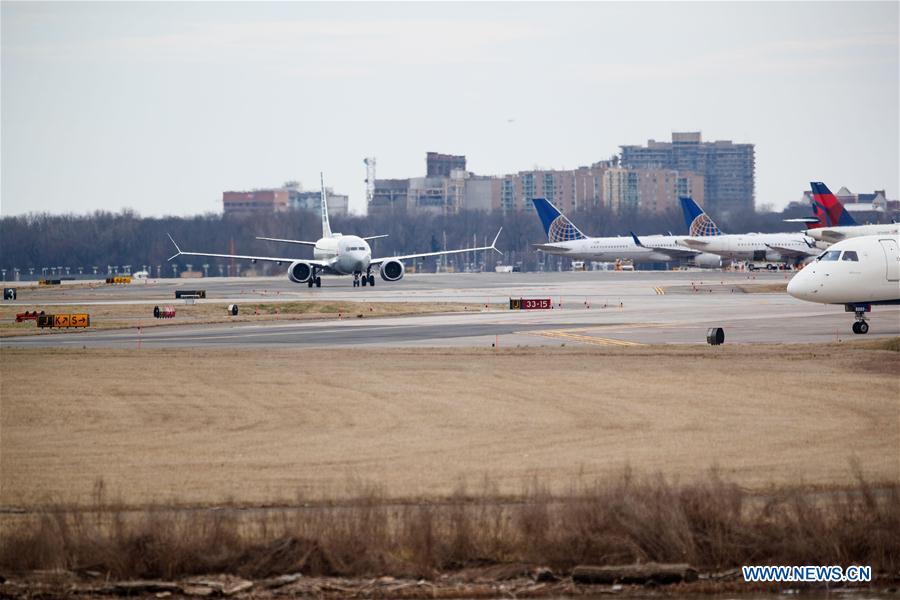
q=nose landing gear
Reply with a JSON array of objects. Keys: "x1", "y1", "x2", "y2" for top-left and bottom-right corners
[
  {"x1": 848, "y1": 304, "x2": 871, "y2": 334},
  {"x1": 353, "y1": 271, "x2": 376, "y2": 288}
]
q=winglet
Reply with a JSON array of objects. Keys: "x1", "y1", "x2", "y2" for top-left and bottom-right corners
[
  {"x1": 167, "y1": 233, "x2": 182, "y2": 262},
  {"x1": 630, "y1": 231, "x2": 644, "y2": 247},
  {"x1": 491, "y1": 227, "x2": 503, "y2": 255}
]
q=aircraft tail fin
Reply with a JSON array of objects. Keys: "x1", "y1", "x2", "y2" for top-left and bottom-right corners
[
  {"x1": 531, "y1": 198, "x2": 586, "y2": 242},
  {"x1": 320, "y1": 172, "x2": 333, "y2": 238},
  {"x1": 679, "y1": 197, "x2": 722, "y2": 236},
  {"x1": 810, "y1": 182, "x2": 857, "y2": 227}
]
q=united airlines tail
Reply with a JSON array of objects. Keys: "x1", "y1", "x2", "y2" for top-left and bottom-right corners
[
  {"x1": 810, "y1": 182, "x2": 857, "y2": 227},
  {"x1": 679, "y1": 197, "x2": 723, "y2": 236},
  {"x1": 320, "y1": 172, "x2": 333, "y2": 238},
  {"x1": 531, "y1": 198, "x2": 587, "y2": 242}
]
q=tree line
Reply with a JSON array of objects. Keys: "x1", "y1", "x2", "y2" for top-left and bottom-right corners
[{"x1": 0, "y1": 205, "x2": 809, "y2": 279}]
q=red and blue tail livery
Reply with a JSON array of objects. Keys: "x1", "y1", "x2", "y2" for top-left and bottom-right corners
[{"x1": 810, "y1": 182, "x2": 857, "y2": 227}]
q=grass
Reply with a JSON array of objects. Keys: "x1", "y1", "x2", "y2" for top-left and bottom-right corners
[
  {"x1": 3, "y1": 344, "x2": 898, "y2": 507},
  {"x1": 0, "y1": 300, "x2": 499, "y2": 337},
  {"x1": 1, "y1": 471, "x2": 897, "y2": 580}
]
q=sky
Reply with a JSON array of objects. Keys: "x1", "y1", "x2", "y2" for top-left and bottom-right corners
[{"x1": 2, "y1": 1, "x2": 898, "y2": 217}]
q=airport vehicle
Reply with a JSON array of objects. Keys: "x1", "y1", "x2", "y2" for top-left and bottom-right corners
[
  {"x1": 786, "y1": 235, "x2": 900, "y2": 334},
  {"x1": 678, "y1": 197, "x2": 818, "y2": 263},
  {"x1": 801, "y1": 182, "x2": 899, "y2": 244},
  {"x1": 168, "y1": 175, "x2": 502, "y2": 288},
  {"x1": 531, "y1": 198, "x2": 722, "y2": 267}
]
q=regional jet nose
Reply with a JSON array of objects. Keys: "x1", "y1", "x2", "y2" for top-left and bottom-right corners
[{"x1": 787, "y1": 270, "x2": 816, "y2": 300}]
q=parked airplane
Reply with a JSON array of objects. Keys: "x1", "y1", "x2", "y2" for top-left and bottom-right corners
[
  {"x1": 801, "y1": 182, "x2": 899, "y2": 244},
  {"x1": 531, "y1": 198, "x2": 722, "y2": 267},
  {"x1": 168, "y1": 175, "x2": 502, "y2": 288},
  {"x1": 786, "y1": 235, "x2": 900, "y2": 334},
  {"x1": 678, "y1": 197, "x2": 818, "y2": 263}
]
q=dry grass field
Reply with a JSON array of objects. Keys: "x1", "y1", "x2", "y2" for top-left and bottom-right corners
[
  {"x1": 0, "y1": 301, "x2": 496, "y2": 337},
  {"x1": 2, "y1": 342, "x2": 898, "y2": 509}
]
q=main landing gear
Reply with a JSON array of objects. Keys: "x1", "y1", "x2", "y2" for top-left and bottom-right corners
[
  {"x1": 849, "y1": 304, "x2": 870, "y2": 334},
  {"x1": 307, "y1": 271, "x2": 322, "y2": 288},
  {"x1": 353, "y1": 271, "x2": 376, "y2": 288}
]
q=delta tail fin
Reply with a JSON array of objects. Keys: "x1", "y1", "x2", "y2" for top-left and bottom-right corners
[
  {"x1": 320, "y1": 172, "x2": 333, "y2": 238},
  {"x1": 531, "y1": 198, "x2": 586, "y2": 242},
  {"x1": 679, "y1": 197, "x2": 723, "y2": 236},
  {"x1": 810, "y1": 182, "x2": 857, "y2": 227}
]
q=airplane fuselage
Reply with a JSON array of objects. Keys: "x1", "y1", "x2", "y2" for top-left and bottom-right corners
[
  {"x1": 314, "y1": 234, "x2": 372, "y2": 275},
  {"x1": 787, "y1": 235, "x2": 900, "y2": 305},
  {"x1": 680, "y1": 233, "x2": 814, "y2": 261},
  {"x1": 540, "y1": 235, "x2": 688, "y2": 263},
  {"x1": 805, "y1": 223, "x2": 900, "y2": 244}
]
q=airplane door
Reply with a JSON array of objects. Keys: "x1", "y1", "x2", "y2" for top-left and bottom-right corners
[{"x1": 879, "y1": 238, "x2": 899, "y2": 281}]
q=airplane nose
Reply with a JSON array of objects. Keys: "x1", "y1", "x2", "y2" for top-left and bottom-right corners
[{"x1": 787, "y1": 271, "x2": 813, "y2": 300}]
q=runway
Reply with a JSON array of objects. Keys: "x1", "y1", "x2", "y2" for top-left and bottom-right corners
[{"x1": 4, "y1": 271, "x2": 898, "y2": 348}]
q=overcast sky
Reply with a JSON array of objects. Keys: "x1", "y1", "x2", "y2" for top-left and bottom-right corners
[{"x1": 2, "y1": 1, "x2": 898, "y2": 217}]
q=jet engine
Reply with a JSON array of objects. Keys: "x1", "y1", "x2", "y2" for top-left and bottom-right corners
[
  {"x1": 379, "y1": 259, "x2": 405, "y2": 282},
  {"x1": 692, "y1": 252, "x2": 723, "y2": 268},
  {"x1": 288, "y1": 261, "x2": 313, "y2": 283}
]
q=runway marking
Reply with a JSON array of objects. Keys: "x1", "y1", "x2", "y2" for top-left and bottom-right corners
[
  {"x1": 525, "y1": 329, "x2": 644, "y2": 347},
  {"x1": 654, "y1": 287, "x2": 666, "y2": 295}
]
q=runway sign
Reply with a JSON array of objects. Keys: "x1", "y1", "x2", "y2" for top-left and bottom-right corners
[
  {"x1": 106, "y1": 276, "x2": 132, "y2": 284},
  {"x1": 175, "y1": 290, "x2": 206, "y2": 299},
  {"x1": 37, "y1": 314, "x2": 91, "y2": 328},
  {"x1": 509, "y1": 298, "x2": 552, "y2": 310}
]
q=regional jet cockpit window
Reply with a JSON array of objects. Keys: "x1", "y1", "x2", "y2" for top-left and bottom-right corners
[
  {"x1": 841, "y1": 251, "x2": 859, "y2": 262},
  {"x1": 818, "y1": 250, "x2": 841, "y2": 261}
]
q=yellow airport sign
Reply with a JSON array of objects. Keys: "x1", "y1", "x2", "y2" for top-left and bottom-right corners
[{"x1": 39, "y1": 313, "x2": 91, "y2": 328}]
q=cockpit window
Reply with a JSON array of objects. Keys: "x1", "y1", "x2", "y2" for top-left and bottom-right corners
[
  {"x1": 841, "y1": 251, "x2": 859, "y2": 262},
  {"x1": 818, "y1": 250, "x2": 841, "y2": 261}
]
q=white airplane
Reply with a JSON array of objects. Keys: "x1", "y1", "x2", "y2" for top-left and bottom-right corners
[
  {"x1": 798, "y1": 182, "x2": 899, "y2": 245},
  {"x1": 786, "y1": 235, "x2": 900, "y2": 334},
  {"x1": 678, "y1": 198, "x2": 818, "y2": 263},
  {"x1": 169, "y1": 174, "x2": 502, "y2": 288},
  {"x1": 531, "y1": 198, "x2": 722, "y2": 267}
]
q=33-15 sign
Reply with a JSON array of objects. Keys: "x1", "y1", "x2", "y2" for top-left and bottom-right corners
[{"x1": 509, "y1": 298, "x2": 552, "y2": 310}]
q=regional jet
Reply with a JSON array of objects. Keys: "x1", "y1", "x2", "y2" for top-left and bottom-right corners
[
  {"x1": 168, "y1": 174, "x2": 502, "y2": 288},
  {"x1": 531, "y1": 198, "x2": 722, "y2": 267},
  {"x1": 677, "y1": 198, "x2": 819, "y2": 264},
  {"x1": 786, "y1": 235, "x2": 900, "y2": 334}
]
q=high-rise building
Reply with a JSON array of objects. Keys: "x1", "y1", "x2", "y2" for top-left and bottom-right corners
[
  {"x1": 426, "y1": 152, "x2": 466, "y2": 178},
  {"x1": 603, "y1": 168, "x2": 705, "y2": 215},
  {"x1": 222, "y1": 190, "x2": 289, "y2": 215},
  {"x1": 496, "y1": 164, "x2": 610, "y2": 212},
  {"x1": 620, "y1": 132, "x2": 754, "y2": 218}
]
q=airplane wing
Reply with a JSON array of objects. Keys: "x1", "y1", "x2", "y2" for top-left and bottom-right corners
[
  {"x1": 256, "y1": 236, "x2": 318, "y2": 246},
  {"x1": 167, "y1": 235, "x2": 328, "y2": 266},
  {"x1": 363, "y1": 235, "x2": 389, "y2": 241},
  {"x1": 765, "y1": 243, "x2": 819, "y2": 258},
  {"x1": 531, "y1": 243, "x2": 572, "y2": 252},
  {"x1": 678, "y1": 237, "x2": 710, "y2": 247},
  {"x1": 630, "y1": 233, "x2": 699, "y2": 259},
  {"x1": 370, "y1": 228, "x2": 502, "y2": 266}
]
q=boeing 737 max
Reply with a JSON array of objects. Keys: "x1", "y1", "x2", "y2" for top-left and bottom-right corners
[{"x1": 168, "y1": 174, "x2": 502, "y2": 288}]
